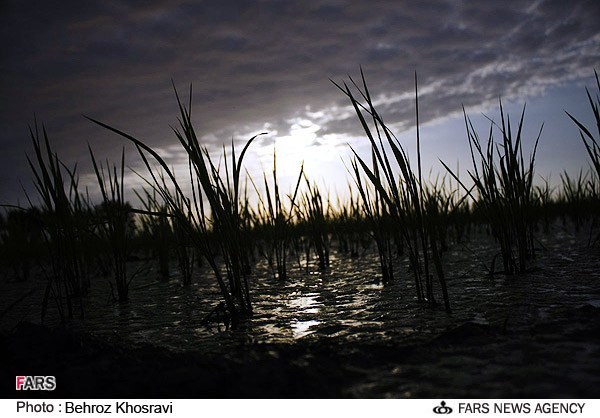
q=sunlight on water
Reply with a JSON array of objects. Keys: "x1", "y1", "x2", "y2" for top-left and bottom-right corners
[
  {"x1": 288, "y1": 292, "x2": 321, "y2": 314},
  {"x1": 287, "y1": 292, "x2": 323, "y2": 337},
  {"x1": 291, "y1": 319, "x2": 321, "y2": 338}
]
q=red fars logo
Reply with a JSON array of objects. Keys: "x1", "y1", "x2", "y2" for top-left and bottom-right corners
[{"x1": 16, "y1": 376, "x2": 56, "y2": 391}]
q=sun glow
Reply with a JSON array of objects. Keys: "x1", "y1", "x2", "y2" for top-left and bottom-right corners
[
  {"x1": 260, "y1": 117, "x2": 349, "y2": 191},
  {"x1": 275, "y1": 117, "x2": 321, "y2": 165}
]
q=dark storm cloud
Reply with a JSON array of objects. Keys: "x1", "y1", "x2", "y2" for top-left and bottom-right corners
[{"x1": 0, "y1": 0, "x2": 599, "y2": 203}]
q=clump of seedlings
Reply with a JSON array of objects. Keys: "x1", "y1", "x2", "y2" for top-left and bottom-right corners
[
  {"x1": 89, "y1": 146, "x2": 140, "y2": 301},
  {"x1": 442, "y1": 102, "x2": 541, "y2": 275},
  {"x1": 297, "y1": 178, "x2": 332, "y2": 271},
  {"x1": 134, "y1": 188, "x2": 174, "y2": 281},
  {"x1": 566, "y1": 69, "x2": 600, "y2": 244},
  {"x1": 26, "y1": 122, "x2": 91, "y2": 321},
  {"x1": 86, "y1": 85, "x2": 261, "y2": 324},
  {"x1": 335, "y1": 71, "x2": 451, "y2": 312},
  {"x1": 0, "y1": 207, "x2": 44, "y2": 282},
  {"x1": 252, "y1": 147, "x2": 304, "y2": 280}
]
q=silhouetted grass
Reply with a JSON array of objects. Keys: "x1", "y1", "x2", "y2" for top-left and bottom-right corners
[
  {"x1": 566, "y1": 69, "x2": 600, "y2": 244},
  {"x1": 330, "y1": 187, "x2": 371, "y2": 258},
  {"x1": 566, "y1": 70, "x2": 600, "y2": 181},
  {"x1": 349, "y1": 156, "x2": 395, "y2": 284},
  {"x1": 89, "y1": 146, "x2": 133, "y2": 301},
  {"x1": 26, "y1": 122, "x2": 91, "y2": 321},
  {"x1": 0, "y1": 207, "x2": 43, "y2": 281},
  {"x1": 251, "y1": 148, "x2": 304, "y2": 279},
  {"x1": 297, "y1": 178, "x2": 332, "y2": 271},
  {"x1": 442, "y1": 101, "x2": 541, "y2": 274},
  {"x1": 8, "y1": 70, "x2": 600, "y2": 331},
  {"x1": 335, "y1": 70, "x2": 450, "y2": 311},
  {"x1": 86, "y1": 84, "x2": 262, "y2": 324},
  {"x1": 133, "y1": 188, "x2": 173, "y2": 280}
]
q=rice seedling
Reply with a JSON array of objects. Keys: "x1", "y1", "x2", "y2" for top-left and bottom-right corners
[
  {"x1": 172, "y1": 212, "x2": 196, "y2": 286},
  {"x1": 251, "y1": 148, "x2": 304, "y2": 280},
  {"x1": 422, "y1": 175, "x2": 469, "y2": 254},
  {"x1": 565, "y1": 70, "x2": 600, "y2": 244},
  {"x1": 238, "y1": 179, "x2": 255, "y2": 276},
  {"x1": 558, "y1": 170, "x2": 600, "y2": 245},
  {"x1": 441, "y1": 101, "x2": 541, "y2": 275},
  {"x1": 297, "y1": 178, "x2": 332, "y2": 271},
  {"x1": 566, "y1": 70, "x2": 600, "y2": 182},
  {"x1": 330, "y1": 187, "x2": 370, "y2": 258},
  {"x1": 349, "y1": 156, "x2": 395, "y2": 284},
  {"x1": 89, "y1": 146, "x2": 135, "y2": 301},
  {"x1": 134, "y1": 187, "x2": 174, "y2": 281},
  {"x1": 533, "y1": 177, "x2": 554, "y2": 233},
  {"x1": 26, "y1": 122, "x2": 91, "y2": 321},
  {"x1": 0, "y1": 207, "x2": 44, "y2": 281},
  {"x1": 85, "y1": 84, "x2": 262, "y2": 324},
  {"x1": 148, "y1": 164, "x2": 199, "y2": 286},
  {"x1": 334, "y1": 71, "x2": 450, "y2": 312},
  {"x1": 559, "y1": 171, "x2": 591, "y2": 231}
]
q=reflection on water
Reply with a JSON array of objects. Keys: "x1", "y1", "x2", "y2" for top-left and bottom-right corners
[
  {"x1": 2, "y1": 230, "x2": 600, "y2": 399},
  {"x1": 287, "y1": 292, "x2": 322, "y2": 337},
  {"x1": 288, "y1": 293, "x2": 321, "y2": 314},
  {"x1": 1, "y1": 232, "x2": 599, "y2": 354},
  {"x1": 291, "y1": 319, "x2": 321, "y2": 338}
]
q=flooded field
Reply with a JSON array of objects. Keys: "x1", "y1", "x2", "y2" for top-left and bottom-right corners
[{"x1": 1, "y1": 226, "x2": 599, "y2": 398}]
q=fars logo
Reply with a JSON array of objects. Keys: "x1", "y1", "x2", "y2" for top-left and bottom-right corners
[
  {"x1": 433, "y1": 400, "x2": 453, "y2": 414},
  {"x1": 16, "y1": 376, "x2": 56, "y2": 391}
]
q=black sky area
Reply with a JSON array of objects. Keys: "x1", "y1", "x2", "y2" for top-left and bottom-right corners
[{"x1": 0, "y1": 0, "x2": 599, "y2": 205}]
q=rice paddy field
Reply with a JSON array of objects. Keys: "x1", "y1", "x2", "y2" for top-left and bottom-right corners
[{"x1": 1, "y1": 73, "x2": 599, "y2": 398}]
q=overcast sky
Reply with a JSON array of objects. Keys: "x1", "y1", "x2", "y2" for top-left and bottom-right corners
[{"x1": 1, "y1": 0, "x2": 599, "y2": 206}]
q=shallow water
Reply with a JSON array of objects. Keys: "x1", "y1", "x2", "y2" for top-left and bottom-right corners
[{"x1": 2, "y1": 226, "x2": 599, "y2": 397}]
